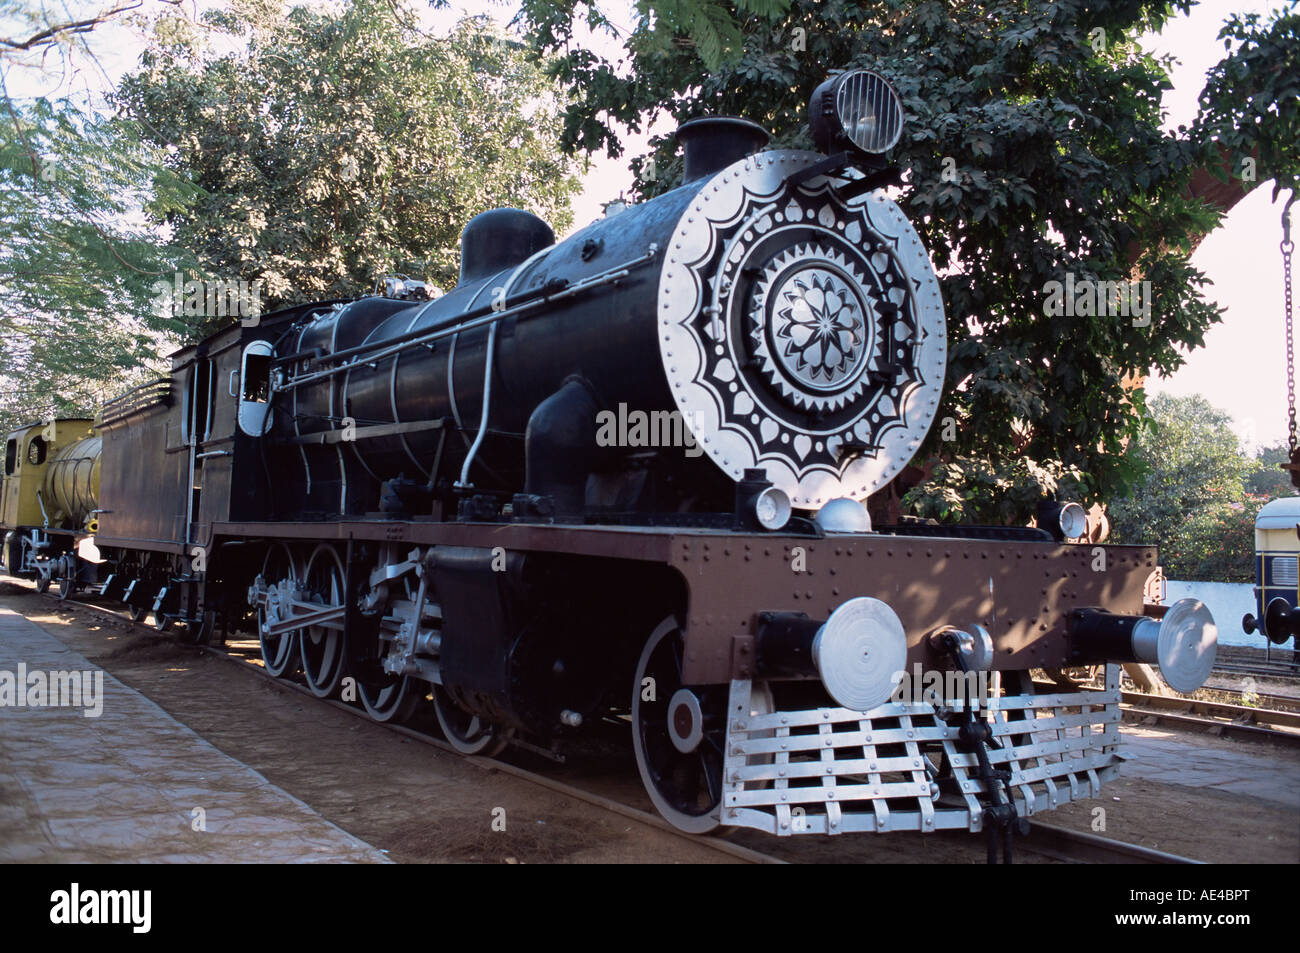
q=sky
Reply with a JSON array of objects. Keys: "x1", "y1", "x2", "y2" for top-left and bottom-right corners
[
  {"x1": 1137, "y1": 0, "x2": 1295, "y2": 453},
  {"x1": 3, "y1": 0, "x2": 1293, "y2": 451}
]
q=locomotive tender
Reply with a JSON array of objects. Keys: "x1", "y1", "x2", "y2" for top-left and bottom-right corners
[{"x1": 1, "y1": 71, "x2": 1222, "y2": 851}]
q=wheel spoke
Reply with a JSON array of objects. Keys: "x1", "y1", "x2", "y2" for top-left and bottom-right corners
[
  {"x1": 699, "y1": 749, "x2": 721, "y2": 806},
  {"x1": 258, "y1": 543, "x2": 301, "y2": 679},
  {"x1": 300, "y1": 544, "x2": 346, "y2": 697},
  {"x1": 633, "y1": 618, "x2": 723, "y2": 832}
]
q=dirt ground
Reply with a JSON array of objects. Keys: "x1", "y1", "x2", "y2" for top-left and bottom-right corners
[
  {"x1": 0, "y1": 583, "x2": 733, "y2": 864},
  {"x1": 3, "y1": 581, "x2": 1297, "y2": 864}
]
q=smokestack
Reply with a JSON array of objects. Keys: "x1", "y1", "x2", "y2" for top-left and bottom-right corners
[{"x1": 675, "y1": 117, "x2": 770, "y2": 185}]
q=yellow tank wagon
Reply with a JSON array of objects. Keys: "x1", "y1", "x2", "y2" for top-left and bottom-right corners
[{"x1": 1, "y1": 418, "x2": 101, "y2": 596}]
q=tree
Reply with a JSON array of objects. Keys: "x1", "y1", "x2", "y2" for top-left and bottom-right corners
[
  {"x1": 0, "y1": 1, "x2": 211, "y2": 436},
  {"x1": 516, "y1": 0, "x2": 1300, "y2": 521},
  {"x1": 1108, "y1": 394, "x2": 1245, "y2": 540},
  {"x1": 0, "y1": 99, "x2": 200, "y2": 437},
  {"x1": 1247, "y1": 442, "x2": 1293, "y2": 499},
  {"x1": 1170, "y1": 501, "x2": 1256, "y2": 582},
  {"x1": 1, "y1": 1, "x2": 143, "y2": 57},
  {"x1": 1107, "y1": 393, "x2": 1256, "y2": 580},
  {"x1": 117, "y1": 0, "x2": 582, "y2": 320}
]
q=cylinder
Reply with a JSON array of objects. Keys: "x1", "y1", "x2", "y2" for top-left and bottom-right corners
[
  {"x1": 755, "y1": 611, "x2": 823, "y2": 678},
  {"x1": 275, "y1": 141, "x2": 950, "y2": 512},
  {"x1": 41, "y1": 435, "x2": 101, "y2": 530},
  {"x1": 676, "y1": 117, "x2": 769, "y2": 184}
]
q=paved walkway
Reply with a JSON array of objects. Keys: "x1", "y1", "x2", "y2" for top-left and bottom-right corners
[
  {"x1": 0, "y1": 607, "x2": 388, "y2": 862},
  {"x1": 1120, "y1": 726, "x2": 1300, "y2": 808}
]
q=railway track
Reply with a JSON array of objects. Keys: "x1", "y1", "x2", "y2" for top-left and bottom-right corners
[
  {"x1": 1031, "y1": 677, "x2": 1300, "y2": 746},
  {"x1": 30, "y1": 585, "x2": 1202, "y2": 865},
  {"x1": 1211, "y1": 661, "x2": 1300, "y2": 679},
  {"x1": 1119, "y1": 691, "x2": 1300, "y2": 744}
]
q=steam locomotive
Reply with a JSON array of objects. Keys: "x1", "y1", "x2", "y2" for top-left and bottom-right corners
[{"x1": 1, "y1": 71, "x2": 1222, "y2": 852}]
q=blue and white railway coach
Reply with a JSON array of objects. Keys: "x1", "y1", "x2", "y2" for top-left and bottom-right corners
[{"x1": 1244, "y1": 496, "x2": 1300, "y2": 648}]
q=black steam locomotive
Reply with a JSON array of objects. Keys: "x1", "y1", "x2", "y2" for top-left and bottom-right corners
[{"x1": 1, "y1": 71, "x2": 1219, "y2": 847}]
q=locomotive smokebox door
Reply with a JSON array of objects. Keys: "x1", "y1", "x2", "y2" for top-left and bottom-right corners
[{"x1": 656, "y1": 149, "x2": 947, "y2": 511}]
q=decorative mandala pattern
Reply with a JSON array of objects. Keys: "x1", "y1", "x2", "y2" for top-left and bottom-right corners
[
  {"x1": 750, "y1": 247, "x2": 876, "y2": 412},
  {"x1": 656, "y1": 151, "x2": 947, "y2": 508},
  {"x1": 775, "y1": 273, "x2": 860, "y2": 384}
]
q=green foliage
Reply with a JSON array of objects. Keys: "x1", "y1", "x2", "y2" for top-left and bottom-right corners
[
  {"x1": 1167, "y1": 500, "x2": 1257, "y2": 583},
  {"x1": 1194, "y1": 8, "x2": 1300, "y2": 202},
  {"x1": 0, "y1": 95, "x2": 200, "y2": 436},
  {"x1": 118, "y1": 1, "x2": 582, "y2": 320},
  {"x1": 903, "y1": 456, "x2": 1088, "y2": 526},
  {"x1": 1109, "y1": 394, "x2": 1246, "y2": 543},
  {"x1": 1108, "y1": 393, "x2": 1258, "y2": 580},
  {"x1": 1246, "y1": 442, "x2": 1293, "y2": 498},
  {"x1": 518, "y1": 0, "x2": 1300, "y2": 520}
]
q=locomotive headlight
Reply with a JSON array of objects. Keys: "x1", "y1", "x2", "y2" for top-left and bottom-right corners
[
  {"x1": 1038, "y1": 500, "x2": 1088, "y2": 541},
  {"x1": 754, "y1": 486, "x2": 792, "y2": 531},
  {"x1": 1056, "y1": 502, "x2": 1088, "y2": 540},
  {"x1": 736, "y1": 468, "x2": 792, "y2": 532},
  {"x1": 809, "y1": 69, "x2": 905, "y2": 156}
]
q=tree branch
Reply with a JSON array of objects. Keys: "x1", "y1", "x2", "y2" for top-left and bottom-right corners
[{"x1": 0, "y1": 2, "x2": 144, "y2": 53}]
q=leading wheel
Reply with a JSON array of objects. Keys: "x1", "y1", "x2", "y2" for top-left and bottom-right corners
[
  {"x1": 258, "y1": 542, "x2": 302, "y2": 678},
  {"x1": 300, "y1": 544, "x2": 348, "y2": 698},
  {"x1": 55, "y1": 556, "x2": 78, "y2": 602},
  {"x1": 432, "y1": 685, "x2": 510, "y2": 755},
  {"x1": 631, "y1": 616, "x2": 773, "y2": 834}
]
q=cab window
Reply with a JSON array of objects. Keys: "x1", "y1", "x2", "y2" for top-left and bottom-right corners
[
  {"x1": 237, "y1": 340, "x2": 275, "y2": 436},
  {"x1": 182, "y1": 359, "x2": 215, "y2": 443}
]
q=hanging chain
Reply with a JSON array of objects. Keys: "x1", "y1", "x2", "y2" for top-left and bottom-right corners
[
  {"x1": 1285, "y1": 229, "x2": 1295, "y2": 453},
  {"x1": 1283, "y1": 194, "x2": 1298, "y2": 486}
]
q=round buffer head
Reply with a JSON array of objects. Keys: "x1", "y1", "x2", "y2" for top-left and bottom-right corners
[
  {"x1": 1157, "y1": 598, "x2": 1218, "y2": 694},
  {"x1": 812, "y1": 596, "x2": 908, "y2": 712}
]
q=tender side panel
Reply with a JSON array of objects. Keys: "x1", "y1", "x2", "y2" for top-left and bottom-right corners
[{"x1": 98, "y1": 400, "x2": 188, "y2": 546}]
